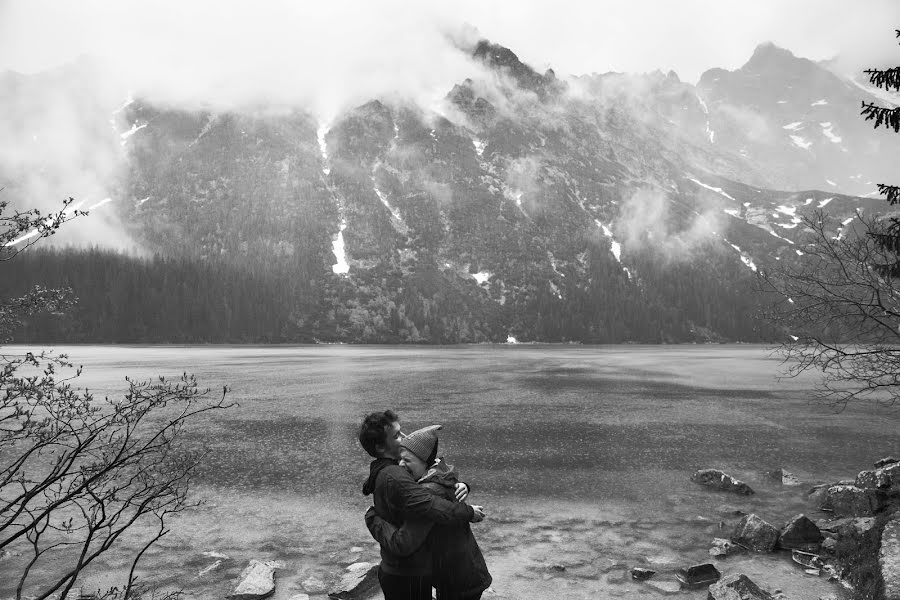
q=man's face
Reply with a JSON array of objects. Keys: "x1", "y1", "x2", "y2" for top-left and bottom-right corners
[{"x1": 380, "y1": 420, "x2": 404, "y2": 460}]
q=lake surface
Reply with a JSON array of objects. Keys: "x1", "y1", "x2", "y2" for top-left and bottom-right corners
[{"x1": 3, "y1": 344, "x2": 896, "y2": 600}]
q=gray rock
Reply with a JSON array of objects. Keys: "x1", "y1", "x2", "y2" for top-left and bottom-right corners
[
  {"x1": 824, "y1": 485, "x2": 878, "y2": 517},
  {"x1": 287, "y1": 595, "x2": 310, "y2": 600},
  {"x1": 880, "y1": 517, "x2": 900, "y2": 600},
  {"x1": 328, "y1": 562, "x2": 378, "y2": 600},
  {"x1": 709, "y1": 537, "x2": 743, "y2": 557},
  {"x1": 807, "y1": 484, "x2": 830, "y2": 507},
  {"x1": 227, "y1": 560, "x2": 279, "y2": 600},
  {"x1": 766, "y1": 468, "x2": 801, "y2": 486},
  {"x1": 301, "y1": 577, "x2": 327, "y2": 594},
  {"x1": 631, "y1": 567, "x2": 656, "y2": 580},
  {"x1": 732, "y1": 514, "x2": 779, "y2": 552},
  {"x1": 692, "y1": 469, "x2": 755, "y2": 495},
  {"x1": 647, "y1": 580, "x2": 683, "y2": 594},
  {"x1": 875, "y1": 457, "x2": 900, "y2": 469},
  {"x1": 779, "y1": 514, "x2": 824, "y2": 551},
  {"x1": 707, "y1": 573, "x2": 774, "y2": 600}
]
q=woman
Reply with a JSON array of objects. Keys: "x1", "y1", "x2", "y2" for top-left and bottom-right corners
[{"x1": 366, "y1": 425, "x2": 492, "y2": 600}]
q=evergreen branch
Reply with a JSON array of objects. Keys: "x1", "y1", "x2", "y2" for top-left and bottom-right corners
[
  {"x1": 864, "y1": 67, "x2": 900, "y2": 92},
  {"x1": 861, "y1": 101, "x2": 900, "y2": 132}
]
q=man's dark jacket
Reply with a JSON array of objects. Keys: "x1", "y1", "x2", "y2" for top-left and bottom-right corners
[
  {"x1": 363, "y1": 457, "x2": 474, "y2": 576},
  {"x1": 366, "y1": 459, "x2": 492, "y2": 599}
]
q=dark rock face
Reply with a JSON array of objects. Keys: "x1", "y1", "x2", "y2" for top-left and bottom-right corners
[
  {"x1": 880, "y1": 516, "x2": 900, "y2": 600},
  {"x1": 825, "y1": 485, "x2": 880, "y2": 517},
  {"x1": 691, "y1": 469, "x2": 755, "y2": 495},
  {"x1": 707, "y1": 573, "x2": 773, "y2": 600},
  {"x1": 778, "y1": 514, "x2": 824, "y2": 551},
  {"x1": 732, "y1": 514, "x2": 779, "y2": 552}
]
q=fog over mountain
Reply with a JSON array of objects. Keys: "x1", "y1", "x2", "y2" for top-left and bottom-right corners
[{"x1": 2, "y1": 9, "x2": 900, "y2": 343}]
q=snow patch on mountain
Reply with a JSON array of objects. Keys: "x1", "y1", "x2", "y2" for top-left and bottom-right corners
[
  {"x1": 818, "y1": 197, "x2": 834, "y2": 208},
  {"x1": 811, "y1": 99, "x2": 828, "y2": 106},
  {"x1": 595, "y1": 220, "x2": 622, "y2": 263},
  {"x1": 472, "y1": 138, "x2": 486, "y2": 156},
  {"x1": 120, "y1": 122, "x2": 147, "y2": 145},
  {"x1": 317, "y1": 123, "x2": 330, "y2": 176},
  {"x1": 820, "y1": 122, "x2": 842, "y2": 143},
  {"x1": 789, "y1": 135, "x2": 811, "y2": 150},
  {"x1": 782, "y1": 121, "x2": 804, "y2": 131},
  {"x1": 724, "y1": 239, "x2": 757, "y2": 272},
  {"x1": 331, "y1": 219, "x2": 349, "y2": 275},
  {"x1": 472, "y1": 271, "x2": 491, "y2": 285},
  {"x1": 687, "y1": 177, "x2": 737, "y2": 202}
]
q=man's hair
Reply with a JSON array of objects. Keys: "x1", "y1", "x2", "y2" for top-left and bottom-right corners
[{"x1": 358, "y1": 410, "x2": 399, "y2": 457}]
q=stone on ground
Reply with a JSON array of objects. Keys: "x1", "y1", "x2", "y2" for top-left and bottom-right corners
[
  {"x1": 709, "y1": 537, "x2": 743, "y2": 557},
  {"x1": 707, "y1": 573, "x2": 774, "y2": 600},
  {"x1": 227, "y1": 560, "x2": 280, "y2": 600},
  {"x1": 732, "y1": 514, "x2": 779, "y2": 552},
  {"x1": 824, "y1": 485, "x2": 878, "y2": 517},
  {"x1": 779, "y1": 514, "x2": 824, "y2": 551},
  {"x1": 691, "y1": 469, "x2": 755, "y2": 495},
  {"x1": 328, "y1": 562, "x2": 379, "y2": 600}
]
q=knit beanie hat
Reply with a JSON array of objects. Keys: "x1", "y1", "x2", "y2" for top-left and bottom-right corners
[{"x1": 400, "y1": 425, "x2": 442, "y2": 462}]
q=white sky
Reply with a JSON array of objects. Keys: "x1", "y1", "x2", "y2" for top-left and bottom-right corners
[{"x1": 1, "y1": 1, "x2": 898, "y2": 86}]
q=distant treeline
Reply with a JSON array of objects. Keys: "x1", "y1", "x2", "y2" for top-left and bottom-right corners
[{"x1": 0, "y1": 247, "x2": 780, "y2": 344}]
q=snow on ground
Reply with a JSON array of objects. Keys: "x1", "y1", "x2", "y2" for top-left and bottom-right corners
[
  {"x1": 317, "y1": 123, "x2": 330, "y2": 176},
  {"x1": 777, "y1": 100, "x2": 788, "y2": 104},
  {"x1": 803, "y1": 198, "x2": 815, "y2": 205},
  {"x1": 724, "y1": 238, "x2": 757, "y2": 272},
  {"x1": 137, "y1": 196, "x2": 150, "y2": 206},
  {"x1": 687, "y1": 178, "x2": 737, "y2": 202},
  {"x1": 811, "y1": 99, "x2": 828, "y2": 106},
  {"x1": 789, "y1": 135, "x2": 811, "y2": 150},
  {"x1": 596, "y1": 220, "x2": 622, "y2": 263},
  {"x1": 112, "y1": 93, "x2": 135, "y2": 115},
  {"x1": 818, "y1": 197, "x2": 833, "y2": 208},
  {"x1": 549, "y1": 280, "x2": 562, "y2": 299},
  {"x1": 777, "y1": 223, "x2": 798, "y2": 229},
  {"x1": 472, "y1": 272, "x2": 491, "y2": 285},
  {"x1": 820, "y1": 122, "x2": 842, "y2": 143},
  {"x1": 506, "y1": 336, "x2": 518, "y2": 344},
  {"x1": 473, "y1": 138, "x2": 486, "y2": 157},
  {"x1": 331, "y1": 220, "x2": 349, "y2": 275},
  {"x1": 776, "y1": 205, "x2": 797, "y2": 217},
  {"x1": 120, "y1": 122, "x2": 147, "y2": 145},
  {"x1": 782, "y1": 121, "x2": 804, "y2": 131},
  {"x1": 842, "y1": 216, "x2": 855, "y2": 226},
  {"x1": 723, "y1": 209, "x2": 740, "y2": 217},
  {"x1": 768, "y1": 229, "x2": 795, "y2": 244}
]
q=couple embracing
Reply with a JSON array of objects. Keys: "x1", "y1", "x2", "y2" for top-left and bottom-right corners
[{"x1": 358, "y1": 410, "x2": 492, "y2": 600}]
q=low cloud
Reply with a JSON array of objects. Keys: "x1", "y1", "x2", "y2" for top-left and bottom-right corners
[{"x1": 617, "y1": 188, "x2": 725, "y2": 260}]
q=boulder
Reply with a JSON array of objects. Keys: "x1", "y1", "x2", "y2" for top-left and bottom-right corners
[
  {"x1": 880, "y1": 516, "x2": 900, "y2": 600},
  {"x1": 328, "y1": 562, "x2": 379, "y2": 600},
  {"x1": 677, "y1": 563, "x2": 721, "y2": 586},
  {"x1": 707, "y1": 573, "x2": 774, "y2": 600},
  {"x1": 766, "y1": 468, "x2": 801, "y2": 486},
  {"x1": 692, "y1": 469, "x2": 755, "y2": 495},
  {"x1": 709, "y1": 537, "x2": 744, "y2": 558},
  {"x1": 876, "y1": 457, "x2": 900, "y2": 469},
  {"x1": 855, "y1": 463, "x2": 900, "y2": 491},
  {"x1": 807, "y1": 484, "x2": 830, "y2": 507},
  {"x1": 631, "y1": 567, "x2": 656, "y2": 580},
  {"x1": 824, "y1": 485, "x2": 879, "y2": 517},
  {"x1": 732, "y1": 514, "x2": 779, "y2": 552},
  {"x1": 778, "y1": 514, "x2": 824, "y2": 551},
  {"x1": 301, "y1": 577, "x2": 327, "y2": 594},
  {"x1": 647, "y1": 580, "x2": 682, "y2": 594},
  {"x1": 227, "y1": 560, "x2": 279, "y2": 600}
]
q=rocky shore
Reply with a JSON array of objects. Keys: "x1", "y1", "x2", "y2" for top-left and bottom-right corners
[{"x1": 163, "y1": 458, "x2": 897, "y2": 600}]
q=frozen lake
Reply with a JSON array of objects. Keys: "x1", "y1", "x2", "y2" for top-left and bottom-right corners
[{"x1": 3, "y1": 344, "x2": 893, "y2": 599}]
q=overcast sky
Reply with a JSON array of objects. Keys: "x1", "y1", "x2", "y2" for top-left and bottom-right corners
[{"x1": 2, "y1": 1, "x2": 898, "y2": 85}]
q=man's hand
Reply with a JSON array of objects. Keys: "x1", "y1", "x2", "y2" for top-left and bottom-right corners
[
  {"x1": 454, "y1": 482, "x2": 469, "y2": 503},
  {"x1": 470, "y1": 505, "x2": 485, "y2": 523}
]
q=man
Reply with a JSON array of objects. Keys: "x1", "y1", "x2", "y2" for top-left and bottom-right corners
[{"x1": 359, "y1": 410, "x2": 485, "y2": 600}]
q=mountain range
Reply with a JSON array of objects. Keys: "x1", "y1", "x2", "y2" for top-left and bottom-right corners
[{"x1": 1, "y1": 38, "x2": 897, "y2": 343}]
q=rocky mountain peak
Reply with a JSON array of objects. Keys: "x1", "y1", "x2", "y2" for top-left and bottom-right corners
[{"x1": 471, "y1": 39, "x2": 563, "y2": 100}]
